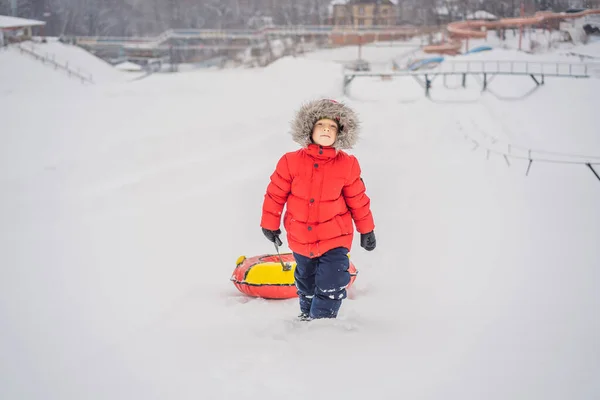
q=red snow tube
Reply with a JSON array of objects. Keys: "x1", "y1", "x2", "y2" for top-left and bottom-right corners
[{"x1": 231, "y1": 253, "x2": 358, "y2": 299}]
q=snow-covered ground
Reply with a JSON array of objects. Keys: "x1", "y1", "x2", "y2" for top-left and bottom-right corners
[
  {"x1": 1, "y1": 37, "x2": 599, "y2": 400},
  {"x1": 18, "y1": 38, "x2": 137, "y2": 83}
]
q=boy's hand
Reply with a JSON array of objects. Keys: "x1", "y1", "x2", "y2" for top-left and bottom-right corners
[
  {"x1": 360, "y1": 231, "x2": 376, "y2": 251},
  {"x1": 262, "y1": 228, "x2": 282, "y2": 246}
]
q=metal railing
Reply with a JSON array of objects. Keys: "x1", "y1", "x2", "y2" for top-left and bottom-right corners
[
  {"x1": 16, "y1": 44, "x2": 94, "y2": 84},
  {"x1": 345, "y1": 60, "x2": 594, "y2": 78},
  {"x1": 434, "y1": 60, "x2": 594, "y2": 77},
  {"x1": 343, "y1": 59, "x2": 594, "y2": 96},
  {"x1": 72, "y1": 25, "x2": 437, "y2": 48}
]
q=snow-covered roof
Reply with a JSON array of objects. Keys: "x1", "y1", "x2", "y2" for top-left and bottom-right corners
[
  {"x1": 466, "y1": 10, "x2": 498, "y2": 20},
  {"x1": 329, "y1": 0, "x2": 349, "y2": 15},
  {"x1": 0, "y1": 15, "x2": 45, "y2": 29}
]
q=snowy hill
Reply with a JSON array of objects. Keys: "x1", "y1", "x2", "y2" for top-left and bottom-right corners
[
  {"x1": 1, "y1": 39, "x2": 599, "y2": 400},
  {"x1": 0, "y1": 46, "x2": 87, "y2": 94},
  {"x1": 17, "y1": 39, "x2": 136, "y2": 84}
]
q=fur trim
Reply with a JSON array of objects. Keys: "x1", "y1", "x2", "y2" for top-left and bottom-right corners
[{"x1": 291, "y1": 99, "x2": 360, "y2": 150}]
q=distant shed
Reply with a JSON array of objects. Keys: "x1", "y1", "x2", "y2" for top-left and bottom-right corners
[{"x1": 0, "y1": 15, "x2": 46, "y2": 46}]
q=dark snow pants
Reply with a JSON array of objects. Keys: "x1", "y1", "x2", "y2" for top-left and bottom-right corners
[{"x1": 293, "y1": 247, "x2": 351, "y2": 319}]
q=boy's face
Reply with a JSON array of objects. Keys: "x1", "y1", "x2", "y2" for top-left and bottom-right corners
[{"x1": 311, "y1": 118, "x2": 338, "y2": 147}]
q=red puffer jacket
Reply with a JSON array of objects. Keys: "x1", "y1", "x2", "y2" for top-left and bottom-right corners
[{"x1": 261, "y1": 143, "x2": 375, "y2": 258}]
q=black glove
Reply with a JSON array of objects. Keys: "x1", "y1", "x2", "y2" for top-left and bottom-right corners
[
  {"x1": 360, "y1": 231, "x2": 376, "y2": 251},
  {"x1": 262, "y1": 228, "x2": 282, "y2": 246}
]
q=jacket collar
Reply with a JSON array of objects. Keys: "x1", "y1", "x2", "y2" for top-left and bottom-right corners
[{"x1": 305, "y1": 143, "x2": 337, "y2": 160}]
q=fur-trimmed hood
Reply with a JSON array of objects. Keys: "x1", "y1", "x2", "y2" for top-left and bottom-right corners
[{"x1": 290, "y1": 99, "x2": 360, "y2": 150}]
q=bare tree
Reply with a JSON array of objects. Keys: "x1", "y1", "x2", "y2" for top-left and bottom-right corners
[
  {"x1": 0, "y1": 0, "x2": 11, "y2": 15},
  {"x1": 203, "y1": 0, "x2": 236, "y2": 29},
  {"x1": 2, "y1": 0, "x2": 430, "y2": 36}
]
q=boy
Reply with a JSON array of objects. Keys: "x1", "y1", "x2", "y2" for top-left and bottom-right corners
[{"x1": 260, "y1": 99, "x2": 376, "y2": 320}]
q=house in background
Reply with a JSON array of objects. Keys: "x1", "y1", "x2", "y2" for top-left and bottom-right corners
[
  {"x1": 332, "y1": 0, "x2": 397, "y2": 27},
  {"x1": 0, "y1": 15, "x2": 45, "y2": 46}
]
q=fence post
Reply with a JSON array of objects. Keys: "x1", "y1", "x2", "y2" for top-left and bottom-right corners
[
  {"x1": 526, "y1": 159, "x2": 533, "y2": 176},
  {"x1": 525, "y1": 150, "x2": 533, "y2": 176},
  {"x1": 587, "y1": 164, "x2": 600, "y2": 182}
]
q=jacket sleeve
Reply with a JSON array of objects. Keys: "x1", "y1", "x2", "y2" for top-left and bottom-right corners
[
  {"x1": 260, "y1": 154, "x2": 292, "y2": 230},
  {"x1": 343, "y1": 157, "x2": 375, "y2": 234}
]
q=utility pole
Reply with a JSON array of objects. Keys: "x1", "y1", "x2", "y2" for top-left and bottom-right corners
[{"x1": 518, "y1": 2, "x2": 524, "y2": 51}]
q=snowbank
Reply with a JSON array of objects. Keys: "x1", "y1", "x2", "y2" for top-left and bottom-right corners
[
  {"x1": 19, "y1": 39, "x2": 131, "y2": 83},
  {"x1": 0, "y1": 46, "x2": 87, "y2": 94},
  {"x1": 115, "y1": 61, "x2": 143, "y2": 72}
]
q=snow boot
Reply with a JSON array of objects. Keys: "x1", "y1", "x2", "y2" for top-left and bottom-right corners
[{"x1": 297, "y1": 312, "x2": 312, "y2": 322}]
